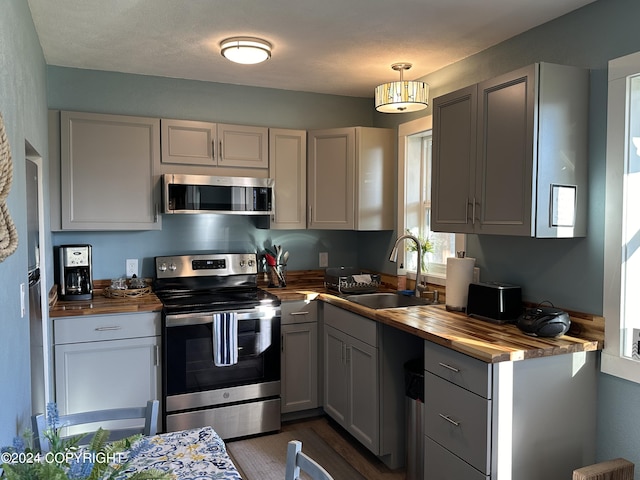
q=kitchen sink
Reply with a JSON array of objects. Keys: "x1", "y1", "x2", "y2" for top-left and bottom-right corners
[{"x1": 344, "y1": 292, "x2": 436, "y2": 309}]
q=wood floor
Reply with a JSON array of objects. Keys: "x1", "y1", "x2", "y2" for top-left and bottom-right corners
[{"x1": 281, "y1": 415, "x2": 406, "y2": 480}]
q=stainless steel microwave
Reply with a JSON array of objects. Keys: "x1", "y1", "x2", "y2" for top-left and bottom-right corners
[{"x1": 163, "y1": 174, "x2": 274, "y2": 215}]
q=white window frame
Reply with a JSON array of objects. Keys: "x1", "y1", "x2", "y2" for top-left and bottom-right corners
[
  {"x1": 398, "y1": 116, "x2": 465, "y2": 286},
  {"x1": 603, "y1": 50, "x2": 640, "y2": 383}
]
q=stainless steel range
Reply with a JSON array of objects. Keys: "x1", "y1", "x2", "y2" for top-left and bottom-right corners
[{"x1": 154, "y1": 252, "x2": 281, "y2": 440}]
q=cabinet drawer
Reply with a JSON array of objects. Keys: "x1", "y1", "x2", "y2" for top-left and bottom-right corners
[
  {"x1": 324, "y1": 304, "x2": 377, "y2": 347},
  {"x1": 281, "y1": 300, "x2": 318, "y2": 325},
  {"x1": 54, "y1": 312, "x2": 161, "y2": 344},
  {"x1": 425, "y1": 435, "x2": 489, "y2": 480},
  {"x1": 425, "y1": 372, "x2": 491, "y2": 474},
  {"x1": 424, "y1": 340, "x2": 491, "y2": 398}
]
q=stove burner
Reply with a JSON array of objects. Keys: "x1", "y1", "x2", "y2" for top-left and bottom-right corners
[{"x1": 156, "y1": 287, "x2": 280, "y2": 314}]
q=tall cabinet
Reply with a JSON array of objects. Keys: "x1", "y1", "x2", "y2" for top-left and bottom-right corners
[
  {"x1": 307, "y1": 127, "x2": 394, "y2": 230},
  {"x1": 269, "y1": 129, "x2": 307, "y2": 229},
  {"x1": 431, "y1": 63, "x2": 588, "y2": 237}
]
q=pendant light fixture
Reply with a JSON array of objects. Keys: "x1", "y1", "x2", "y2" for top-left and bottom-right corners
[
  {"x1": 220, "y1": 37, "x2": 272, "y2": 65},
  {"x1": 375, "y1": 63, "x2": 429, "y2": 113}
]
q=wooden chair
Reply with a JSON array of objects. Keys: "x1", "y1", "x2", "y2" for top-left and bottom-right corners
[
  {"x1": 32, "y1": 400, "x2": 159, "y2": 452},
  {"x1": 285, "y1": 440, "x2": 334, "y2": 480}
]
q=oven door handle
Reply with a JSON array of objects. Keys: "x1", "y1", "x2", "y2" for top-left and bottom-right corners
[{"x1": 165, "y1": 307, "x2": 281, "y2": 327}]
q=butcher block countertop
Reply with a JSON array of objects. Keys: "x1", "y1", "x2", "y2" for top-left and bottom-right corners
[
  {"x1": 49, "y1": 271, "x2": 604, "y2": 364},
  {"x1": 49, "y1": 280, "x2": 162, "y2": 318},
  {"x1": 263, "y1": 270, "x2": 604, "y2": 364}
]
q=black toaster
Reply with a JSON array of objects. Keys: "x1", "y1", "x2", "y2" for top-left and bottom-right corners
[{"x1": 466, "y1": 282, "x2": 523, "y2": 323}]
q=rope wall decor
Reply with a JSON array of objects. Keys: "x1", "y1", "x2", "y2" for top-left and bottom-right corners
[{"x1": 0, "y1": 112, "x2": 18, "y2": 262}]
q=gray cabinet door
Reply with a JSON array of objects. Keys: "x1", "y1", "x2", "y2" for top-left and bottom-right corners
[
  {"x1": 323, "y1": 325, "x2": 349, "y2": 424},
  {"x1": 347, "y1": 335, "x2": 379, "y2": 454},
  {"x1": 476, "y1": 65, "x2": 535, "y2": 236},
  {"x1": 161, "y1": 118, "x2": 216, "y2": 166},
  {"x1": 60, "y1": 111, "x2": 161, "y2": 230},
  {"x1": 55, "y1": 336, "x2": 161, "y2": 434},
  {"x1": 281, "y1": 322, "x2": 318, "y2": 413},
  {"x1": 431, "y1": 85, "x2": 477, "y2": 233},
  {"x1": 269, "y1": 128, "x2": 307, "y2": 229},
  {"x1": 308, "y1": 128, "x2": 355, "y2": 229}
]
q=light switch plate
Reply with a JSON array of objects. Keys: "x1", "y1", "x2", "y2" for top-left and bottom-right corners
[{"x1": 319, "y1": 252, "x2": 329, "y2": 268}]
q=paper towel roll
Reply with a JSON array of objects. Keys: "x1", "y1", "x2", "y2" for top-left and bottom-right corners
[{"x1": 446, "y1": 257, "x2": 476, "y2": 311}]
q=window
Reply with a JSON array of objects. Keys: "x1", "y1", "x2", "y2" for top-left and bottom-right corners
[
  {"x1": 603, "y1": 50, "x2": 640, "y2": 383},
  {"x1": 398, "y1": 117, "x2": 464, "y2": 284}
]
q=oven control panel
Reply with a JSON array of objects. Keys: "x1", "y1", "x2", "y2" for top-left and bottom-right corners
[{"x1": 155, "y1": 253, "x2": 257, "y2": 278}]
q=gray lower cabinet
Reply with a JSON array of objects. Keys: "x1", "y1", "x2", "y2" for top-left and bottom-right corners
[
  {"x1": 323, "y1": 303, "x2": 422, "y2": 469},
  {"x1": 280, "y1": 300, "x2": 318, "y2": 413},
  {"x1": 53, "y1": 312, "x2": 162, "y2": 434},
  {"x1": 423, "y1": 340, "x2": 597, "y2": 479}
]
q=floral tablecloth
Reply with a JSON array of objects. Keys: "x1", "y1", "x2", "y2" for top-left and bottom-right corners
[{"x1": 120, "y1": 426, "x2": 242, "y2": 480}]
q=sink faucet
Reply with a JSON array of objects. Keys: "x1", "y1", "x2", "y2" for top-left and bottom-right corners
[{"x1": 389, "y1": 234, "x2": 423, "y2": 298}]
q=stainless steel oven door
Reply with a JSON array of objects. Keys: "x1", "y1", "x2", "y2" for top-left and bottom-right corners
[{"x1": 163, "y1": 307, "x2": 281, "y2": 413}]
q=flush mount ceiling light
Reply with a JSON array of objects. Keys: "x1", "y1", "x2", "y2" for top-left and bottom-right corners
[
  {"x1": 220, "y1": 37, "x2": 272, "y2": 65},
  {"x1": 375, "y1": 63, "x2": 429, "y2": 113}
]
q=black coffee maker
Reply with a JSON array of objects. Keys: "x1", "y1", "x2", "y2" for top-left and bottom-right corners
[{"x1": 59, "y1": 244, "x2": 93, "y2": 301}]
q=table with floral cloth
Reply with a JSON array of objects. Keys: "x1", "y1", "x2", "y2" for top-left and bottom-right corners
[{"x1": 119, "y1": 426, "x2": 242, "y2": 479}]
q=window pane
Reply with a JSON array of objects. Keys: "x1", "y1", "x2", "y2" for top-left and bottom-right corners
[
  {"x1": 405, "y1": 132, "x2": 455, "y2": 277},
  {"x1": 623, "y1": 74, "x2": 640, "y2": 359}
]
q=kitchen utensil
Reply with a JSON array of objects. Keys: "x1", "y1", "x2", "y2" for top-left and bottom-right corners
[
  {"x1": 282, "y1": 251, "x2": 289, "y2": 265},
  {"x1": 265, "y1": 253, "x2": 277, "y2": 266}
]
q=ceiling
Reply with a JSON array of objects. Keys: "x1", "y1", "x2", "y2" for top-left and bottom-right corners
[{"x1": 27, "y1": 0, "x2": 596, "y2": 99}]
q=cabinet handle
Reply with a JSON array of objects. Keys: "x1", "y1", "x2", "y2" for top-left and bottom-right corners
[
  {"x1": 438, "y1": 362, "x2": 460, "y2": 373},
  {"x1": 220, "y1": 140, "x2": 223, "y2": 160},
  {"x1": 438, "y1": 413, "x2": 460, "y2": 427},
  {"x1": 154, "y1": 345, "x2": 160, "y2": 366},
  {"x1": 290, "y1": 312, "x2": 309, "y2": 316},
  {"x1": 212, "y1": 140, "x2": 215, "y2": 161},
  {"x1": 466, "y1": 197, "x2": 471, "y2": 224},
  {"x1": 472, "y1": 197, "x2": 477, "y2": 225},
  {"x1": 95, "y1": 326, "x2": 122, "y2": 331}
]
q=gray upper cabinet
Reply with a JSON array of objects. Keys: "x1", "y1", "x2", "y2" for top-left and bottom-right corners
[
  {"x1": 269, "y1": 128, "x2": 307, "y2": 230},
  {"x1": 307, "y1": 127, "x2": 394, "y2": 230},
  {"x1": 58, "y1": 111, "x2": 161, "y2": 231},
  {"x1": 161, "y1": 119, "x2": 216, "y2": 166},
  {"x1": 160, "y1": 118, "x2": 268, "y2": 174},
  {"x1": 431, "y1": 63, "x2": 588, "y2": 237}
]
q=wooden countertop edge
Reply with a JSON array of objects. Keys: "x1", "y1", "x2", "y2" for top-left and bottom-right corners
[
  {"x1": 50, "y1": 280, "x2": 604, "y2": 364},
  {"x1": 264, "y1": 287, "x2": 603, "y2": 364}
]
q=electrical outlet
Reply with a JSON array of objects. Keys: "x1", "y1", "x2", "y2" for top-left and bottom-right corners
[
  {"x1": 319, "y1": 252, "x2": 329, "y2": 268},
  {"x1": 126, "y1": 259, "x2": 138, "y2": 278}
]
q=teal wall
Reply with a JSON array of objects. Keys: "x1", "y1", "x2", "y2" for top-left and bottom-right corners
[
  {"x1": 0, "y1": 0, "x2": 49, "y2": 444},
  {"x1": 3, "y1": 0, "x2": 640, "y2": 472},
  {"x1": 46, "y1": 67, "x2": 397, "y2": 279}
]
